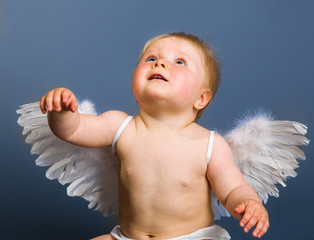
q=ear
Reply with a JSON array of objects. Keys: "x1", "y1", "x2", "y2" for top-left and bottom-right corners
[{"x1": 193, "y1": 88, "x2": 212, "y2": 110}]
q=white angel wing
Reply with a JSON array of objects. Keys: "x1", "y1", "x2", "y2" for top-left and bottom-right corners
[
  {"x1": 213, "y1": 112, "x2": 309, "y2": 220},
  {"x1": 17, "y1": 100, "x2": 119, "y2": 216}
]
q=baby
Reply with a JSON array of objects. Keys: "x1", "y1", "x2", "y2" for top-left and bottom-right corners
[{"x1": 40, "y1": 32, "x2": 269, "y2": 239}]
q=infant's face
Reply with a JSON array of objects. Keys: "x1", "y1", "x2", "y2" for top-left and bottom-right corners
[{"x1": 132, "y1": 37, "x2": 206, "y2": 111}]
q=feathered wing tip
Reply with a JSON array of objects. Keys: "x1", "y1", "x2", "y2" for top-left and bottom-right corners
[
  {"x1": 17, "y1": 100, "x2": 119, "y2": 216},
  {"x1": 225, "y1": 112, "x2": 309, "y2": 203},
  {"x1": 211, "y1": 111, "x2": 309, "y2": 221}
]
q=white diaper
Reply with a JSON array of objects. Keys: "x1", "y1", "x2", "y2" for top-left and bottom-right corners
[{"x1": 110, "y1": 225, "x2": 231, "y2": 240}]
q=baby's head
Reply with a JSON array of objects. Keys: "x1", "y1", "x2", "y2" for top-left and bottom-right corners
[{"x1": 137, "y1": 32, "x2": 220, "y2": 121}]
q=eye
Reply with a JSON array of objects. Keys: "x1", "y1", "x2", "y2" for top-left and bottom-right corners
[
  {"x1": 146, "y1": 56, "x2": 157, "y2": 62},
  {"x1": 175, "y1": 58, "x2": 185, "y2": 66}
]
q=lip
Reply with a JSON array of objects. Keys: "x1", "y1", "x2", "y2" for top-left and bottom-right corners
[{"x1": 148, "y1": 73, "x2": 168, "y2": 82}]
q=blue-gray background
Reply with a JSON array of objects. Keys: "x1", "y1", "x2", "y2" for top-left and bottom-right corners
[{"x1": 1, "y1": 1, "x2": 313, "y2": 239}]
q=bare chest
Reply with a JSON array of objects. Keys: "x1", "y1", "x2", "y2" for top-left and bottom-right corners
[{"x1": 118, "y1": 133, "x2": 209, "y2": 189}]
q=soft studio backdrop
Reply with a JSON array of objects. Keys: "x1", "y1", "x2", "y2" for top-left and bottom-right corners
[{"x1": 1, "y1": 1, "x2": 313, "y2": 239}]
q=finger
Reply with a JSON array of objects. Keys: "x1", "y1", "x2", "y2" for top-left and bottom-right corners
[
  {"x1": 69, "y1": 99, "x2": 78, "y2": 113},
  {"x1": 45, "y1": 91, "x2": 55, "y2": 112},
  {"x1": 243, "y1": 209, "x2": 261, "y2": 234},
  {"x1": 53, "y1": 88, "x2": 63, "y2": 111},
  {"x1": 66, "y1": 95, "x2": 77, "y2": 112},
  {"x1": 239, "y1": 204, "x2": 254, "y2": 228},
  {"x1": 255, "y1": 217, "x2": 269, "y2": 238},
  {"x1": 61, "y1": 88, "x2": 72, "y2": 105},
  {"x1": 40, "y1": 96, "x2": 47, "y2": 114},
  {"x1": 241, "y1": 205, "x2": 258, "y2": 231},
  {"x1": 234, "y1": 203, "x2": 245, "y2": 215},
  {"x1": 252, "y1": 214, "x2": 267, "y2": 237},
  {"x1": 62, "y1": 89, "x2": 77, "y2": 112}
]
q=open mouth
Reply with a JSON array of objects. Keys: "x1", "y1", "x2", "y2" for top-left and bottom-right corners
[{"x1": 148, "y1": 74, "x2": 168, "y2": 82}]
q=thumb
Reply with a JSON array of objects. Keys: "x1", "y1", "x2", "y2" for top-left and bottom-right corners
[{"x1": 234, "y1": 202, "x2": 246, "y2": 215}]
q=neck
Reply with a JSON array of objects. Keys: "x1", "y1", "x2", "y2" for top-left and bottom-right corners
[{"x1": 138, "y1": 107, "x2": 196, "y2": 131}]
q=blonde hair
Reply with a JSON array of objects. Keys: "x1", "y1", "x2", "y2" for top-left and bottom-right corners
[{"x1": 139, "y1": 32, "x2": 220, "y2": 121}]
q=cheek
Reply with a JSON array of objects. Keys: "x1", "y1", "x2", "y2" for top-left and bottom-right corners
[
  {"x1": 174, "y1": 71, "x2": 201, "y2": 100},
  {"x1": 132, "y1": 66, "x2": 145, "y2": 94},
  {"x1": 177, "y1": 84, "x2": 192, "y2": 99},
  {"x1": 132, "y1": 66, "x2": 142, "y2": 84}
]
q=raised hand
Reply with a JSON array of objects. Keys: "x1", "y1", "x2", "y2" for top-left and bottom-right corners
[{"x1": 40, "y1": 88, "x2": 78, "y2": 114}]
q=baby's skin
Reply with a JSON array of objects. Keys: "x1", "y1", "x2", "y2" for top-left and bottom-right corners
[{"x1": 40, "y1": 37, "x2": 269, "y2": 239}]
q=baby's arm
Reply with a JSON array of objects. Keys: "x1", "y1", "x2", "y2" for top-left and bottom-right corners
[
  {"x1": 207, "y1": 133, "x2": 269, "y2": 238},
  {"x1": 40, "y1": 88, "x2": 128, "y2": 147}
]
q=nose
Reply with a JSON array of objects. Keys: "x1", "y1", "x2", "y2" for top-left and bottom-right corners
[{"x1": 152, "y1": 59, "x2": 167, "y2": 69}]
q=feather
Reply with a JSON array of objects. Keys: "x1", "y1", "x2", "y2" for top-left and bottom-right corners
[
  {"x1": 212, "y1": 112, "x2": 309, "y2": 220},
  {"x1": 17, "y1": 100, "x2": 119, "y2": 216}
]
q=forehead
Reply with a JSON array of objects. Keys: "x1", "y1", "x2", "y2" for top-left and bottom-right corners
[{"x1": 144, "y1": 37, "x2": 204, "y2": 63}]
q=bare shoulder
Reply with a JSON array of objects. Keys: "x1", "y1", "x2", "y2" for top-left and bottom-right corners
[
  {"x1": 212, "y1": 132, "x2": 232, "y2": 154},
  {"x1": 99, "y1": 110, "x2": 130, "y2": 127},
  {"x1": 188, "y1": 122, "x2": 211, "y2": 137},
  {"x1": 188, "y1": 123, "x2": 228, "y2": 147},
  {"x1": 98, "y1": 110, "x2": 132, "y2": 129}
]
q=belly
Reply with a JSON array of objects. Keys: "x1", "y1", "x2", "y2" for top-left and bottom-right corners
[{"x1": 118, "y1": 164, "x2": 214, "y2": 239}]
